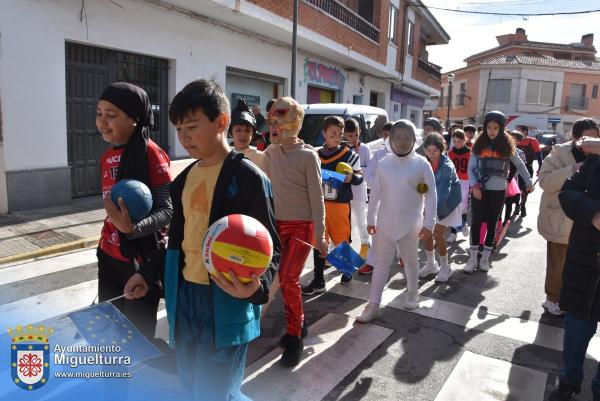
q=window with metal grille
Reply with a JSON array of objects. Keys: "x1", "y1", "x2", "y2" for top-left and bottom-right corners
[{"x1": 65, "y1": 42, "x2": 170, "y2": 197}]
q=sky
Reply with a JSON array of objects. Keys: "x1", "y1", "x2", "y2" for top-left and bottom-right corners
[{"x1": 423, "y1": 0, "x2": 600, "y2": 72}]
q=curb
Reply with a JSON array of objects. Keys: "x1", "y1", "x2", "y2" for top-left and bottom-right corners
[{"x1": 0, "y1": 236, "x2": 100, "y2": 266}]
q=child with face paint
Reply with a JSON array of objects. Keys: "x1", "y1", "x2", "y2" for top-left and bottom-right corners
[
  {"x1": 357, "y1": 120, "x2": 437, "y2": 322},
  {"x1": 96, "y1": 82, "x2": 173, "y2": 339},
  {"x1": 464, "y1": 111, "x2": 534, "y2": 273}
]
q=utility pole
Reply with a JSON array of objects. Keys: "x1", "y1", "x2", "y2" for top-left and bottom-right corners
[
  {"x1": 481, "y1": 70, "x2": 492, "y2": 123},
  {"x1": 291, "y1": 0, "x2": 298, "y2": 98},
  {"x1": 446, "y1": 73, "x2": 455, "y2": 130}
]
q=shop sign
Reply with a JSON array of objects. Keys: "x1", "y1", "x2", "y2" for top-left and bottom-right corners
[{"x1": 304, "y1": 59, "x2": 346, "y2": 91}]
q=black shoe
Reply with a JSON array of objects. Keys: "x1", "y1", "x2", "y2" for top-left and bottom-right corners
[
  {"x1": 520, "y1": 206, "x2": 527, "y2": 217},
  {"x1": 279, "y1": 333, "x2": 296, "y2": 349},
  {"x1": 280, "y1": 336, "x2": 303, "y2": 367},
  {"x1": 301, "y1": 280, "x2": 325, "y2": 295},
  {"x1": 279, "y1": 322, "x2": 308, "y2": 348},
  {"x1": 549, "y1": 381, "x2": 579, "y2": 401},
  {"x1": 341, "y1": 274, "x2": 353, "y2": 285}
]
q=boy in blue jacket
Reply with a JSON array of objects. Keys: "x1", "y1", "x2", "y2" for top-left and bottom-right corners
[{"x1": 124, "y1": 79, "x2": 280, "y2": 401}]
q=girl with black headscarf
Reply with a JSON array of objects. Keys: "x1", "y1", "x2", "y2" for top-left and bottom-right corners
[{"x1": 96, "y1": 82, "x2": 173, "y2": 339}]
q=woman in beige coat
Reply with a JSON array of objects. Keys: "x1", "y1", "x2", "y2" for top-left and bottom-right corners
[{"x1": 538, "y1": 118, "x2": 599, "y2": 315}]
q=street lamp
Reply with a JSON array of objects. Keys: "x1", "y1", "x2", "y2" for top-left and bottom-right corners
[{"x1": 446, "y1": 73, "x2": 455, "y2": 130}]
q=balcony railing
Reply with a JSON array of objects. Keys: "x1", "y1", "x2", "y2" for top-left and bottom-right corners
[
  {"x1": 304, "y1": 0, "x2": 380, "y2": 42},
  {"x1": 417, "y1": 58, "x2": 442, "y2": 80},
  {"x1": 566, "y1": 96, "x2": 589, "y2": 110}
]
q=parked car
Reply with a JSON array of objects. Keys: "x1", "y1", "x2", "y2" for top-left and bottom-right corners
[
  {"x1": 530, "y1": 130, "x2": 564, "y2": 143},
  {"x1": 299, "y1": 103, "x2": 388, "y2": 147},
  {"x1": 539, "y1": 134, "x2": 558, "y2": 158}
]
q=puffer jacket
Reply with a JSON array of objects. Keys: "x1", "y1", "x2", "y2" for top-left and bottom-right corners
[
  {"x1": 537, "y1": 141, "x2": 585, "y2": 244},
  {"x1": 558, "y1": 155, "x2": 600, "y2": 321},
  {"x1": 432, "y1": 154, "x2": 462, "y2": 221}
]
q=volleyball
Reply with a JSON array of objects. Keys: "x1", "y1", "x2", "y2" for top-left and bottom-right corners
[
  {"x1": 335, "y1": 162, "x2": 353, "y2": 175},
  {"x1": 110, "y1": 179, "x2": 153, "y2": 222},
  {"x1": 202, "y1": 214, "x2": 274, "y2": 283}
]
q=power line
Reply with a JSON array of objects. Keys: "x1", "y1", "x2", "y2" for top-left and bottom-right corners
[
  {"x1": 411, "y1": 4, "x2": 600, "y2": 16},
  {"x1": 427, "y1": 0, "x2": 573, "y2": 6}
]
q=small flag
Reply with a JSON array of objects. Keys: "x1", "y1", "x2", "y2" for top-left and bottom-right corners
[
  {"x1": 326, "y1": 241, "x2": 364, "y2": 276},
  {"x1": 321, "y1": 169, "x2": 346, "y2": 189},
  {"x1": 68, "y1": 302, "x2": 161, "y2": 364}
]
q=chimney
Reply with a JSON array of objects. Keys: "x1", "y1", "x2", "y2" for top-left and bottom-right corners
[
  {"x1": 515, "y1": 28, "x2": 527, "y2": 41},
  {"x1": 496, "y1": 28, "x2": 528, "y2": 46},
  {"x1": 582, "y1": 33, "x2": 594, "y2": 47}
]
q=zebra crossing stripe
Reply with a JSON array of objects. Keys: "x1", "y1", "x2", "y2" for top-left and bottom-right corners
[
  {"x1": 243, "y1": 313, "x2": 392, "y2": 401},
  {"x1": 0, "y1": 249, "x2": 96, "y2": 286},
  {"x1": 327, "y1": 273, "x2": 600, "y2": 361},
  {"x1": 434, "y1": 351, "x2": 546, "y2": 401},
  {"x1": 0, "y1": 280, "x2": 97, "y2": 328}
]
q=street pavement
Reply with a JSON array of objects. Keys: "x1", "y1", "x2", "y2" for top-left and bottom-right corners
[
  {"x1": 0, "y1": 159, "x2": 193, "y2": 265},
  {"x1": 1, "y1": 188, "x2": 599, "y2": 401}
]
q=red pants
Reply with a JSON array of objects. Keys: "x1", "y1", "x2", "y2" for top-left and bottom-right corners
[{"x1": 277, "y1": 220, "x2": 314, "y2": 337}]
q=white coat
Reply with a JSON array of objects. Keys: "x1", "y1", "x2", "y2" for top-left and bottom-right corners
[{"x1": 368, "y1": 148, "x2": 437, "y2": 240}]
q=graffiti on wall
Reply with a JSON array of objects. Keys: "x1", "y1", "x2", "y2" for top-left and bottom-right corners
[{"x1": 304, "y1": 59, "x2": 346, "y2": 91}]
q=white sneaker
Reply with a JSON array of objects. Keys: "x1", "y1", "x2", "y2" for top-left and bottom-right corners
[
  {"x1": 542, "y1": 299, "x2": 564, "y2": 316},
  {"x1": 404, "y1": 291, "x2": 419, "y2": 310},
  {"x1": 479, "y1": 248, "x2": 492, "y2": 272},
  {"x1": 419, "y1": 260, "x2": 440, "y2": 277},
  {"x1": 356, "y1": 302, "x2": 380, "y2": 322},
  {"x1": 462, "y1": 224, "x2": 470, "y2": 237},
  {"x1": 447, "y1": 232, "x2": 457, "y2": 242},
  {"x1": 479, "y1": 258, "x2": 490, "y2": 272},
  {"x1": 463, "y1": 252, "x2": 478, "y2": 274},
  {"x1": 435, "y1": 264, "x2": 453, "y2": 282}
]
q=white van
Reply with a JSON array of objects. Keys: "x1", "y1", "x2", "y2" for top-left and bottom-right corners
[
  {"x1": 300, "y1": 103, "x2": 388, "y2": 147},
  {"x1": 366, "y1": 127, "x2": 424, "y2": 153}
]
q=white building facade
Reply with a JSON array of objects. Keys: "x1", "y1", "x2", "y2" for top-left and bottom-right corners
[{"x1": 0, "y1": 0, "x2": 447, "y2": 211}]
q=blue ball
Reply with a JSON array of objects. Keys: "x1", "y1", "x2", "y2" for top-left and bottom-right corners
[{"x1": 111, "y1": 179, "x2": 153, "y2": 222}]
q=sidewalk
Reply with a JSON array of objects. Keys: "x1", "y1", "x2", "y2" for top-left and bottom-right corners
[{"x1": 0, "y1": 159, "x2": 194, "y2": 266}]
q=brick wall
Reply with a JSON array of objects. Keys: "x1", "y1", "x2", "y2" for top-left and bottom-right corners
[
  {"x1": 413, "y1": 66, "x2": 441, "y2": 89},
  {"x1": 411, "y1": 13, "x2": 440, "y2": 89},
  {"x1": 248, "y1": 0, "x2": 388, "y2": 65}
]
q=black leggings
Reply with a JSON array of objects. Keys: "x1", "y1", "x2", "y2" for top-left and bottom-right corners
[
  {"x1": 504, "y1": 194, "x2": 520, "y2": 221},
  {"x1": 97, "y1": 248, "x2": 160, "y2": 339},
  {"x1": 470, "y1": 189, "x2": 506, "y2": 248}
]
